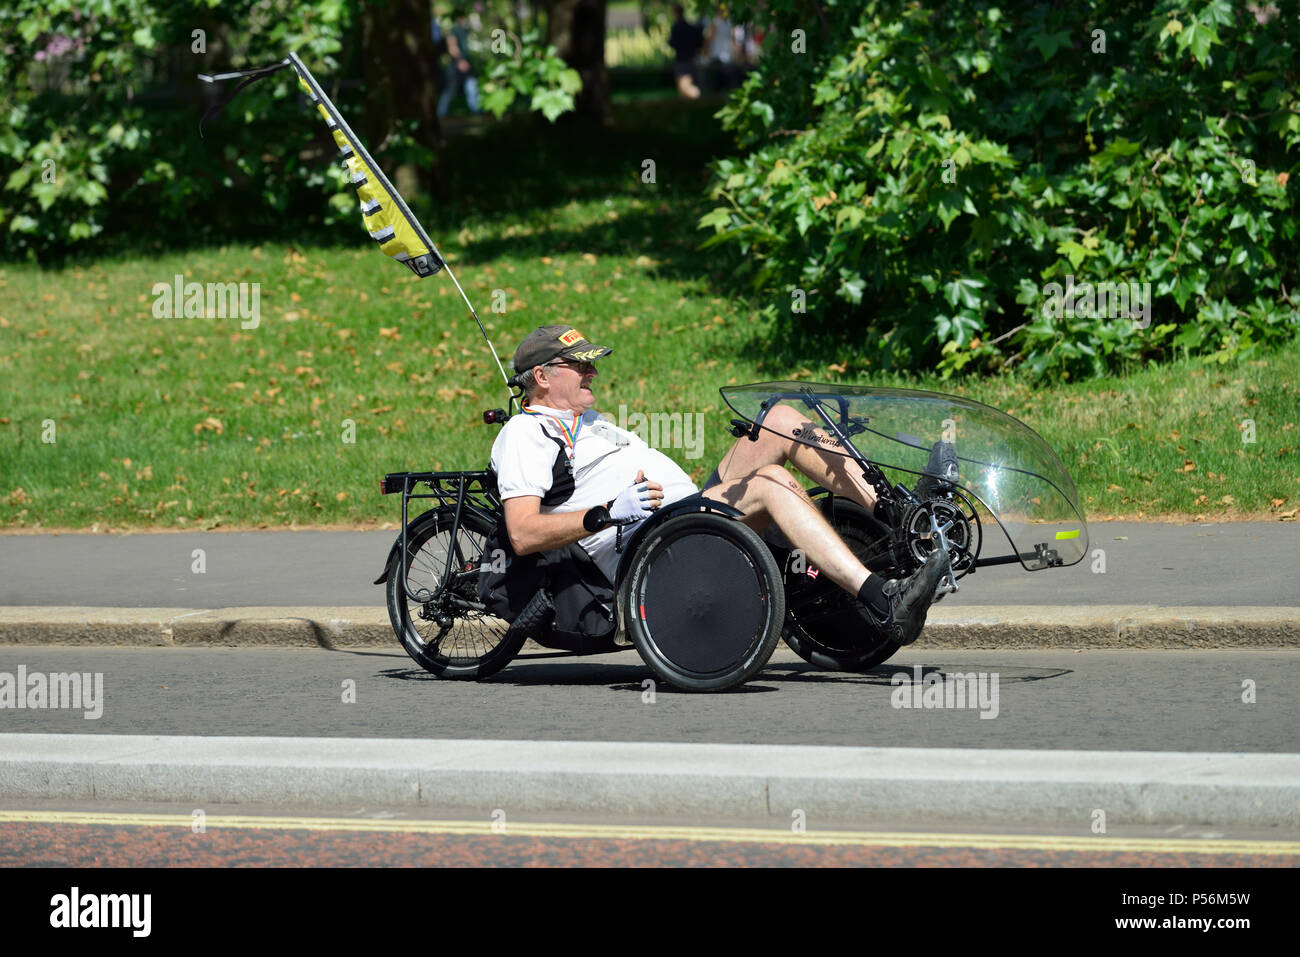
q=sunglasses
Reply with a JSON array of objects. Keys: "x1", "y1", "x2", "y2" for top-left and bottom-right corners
[{"x1": 544, "y1": 358, "x2": 596, "y2": 375}]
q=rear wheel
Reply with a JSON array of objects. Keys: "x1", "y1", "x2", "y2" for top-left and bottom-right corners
[
  {"x1": 385, "y1": 509, "x2": 527, "y2": 679},
  {"x1": 781, "y1": 497, "x2": 902, "y2": 672},
  {"x1": 624, "y1": 512, "x2": 784, "y2": 692}
]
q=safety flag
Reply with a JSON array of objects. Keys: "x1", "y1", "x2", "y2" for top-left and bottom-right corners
[{"x1": 199, "y1": 52, "x2": 445, "y2": 280}]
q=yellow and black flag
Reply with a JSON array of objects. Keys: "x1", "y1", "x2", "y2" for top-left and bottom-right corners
[
  {"x1": 199, "y1": 52, "x2": 514, "y2": 391},
  {"x1": 199, "y1": 52, "x2": 444, "y2": 280}
]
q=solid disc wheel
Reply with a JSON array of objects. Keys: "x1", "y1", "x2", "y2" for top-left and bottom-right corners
[
  {"x1": 781, "y1": 498, "x2": 902, "y2": 672},
  {"x1": 385, "y1": 509, "x2": 527, "y2": 679},
  {"x1": 625, "y1": 512, "x2": 785, "y2": 692}
]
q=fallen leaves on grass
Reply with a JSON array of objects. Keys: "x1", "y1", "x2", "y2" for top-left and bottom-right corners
[
  {"x1": 434, "y1": 387, "x2": 475, "y2": 402},
  {"x1": 193, "y1": 417, "x2": 224, "y2": 435}
]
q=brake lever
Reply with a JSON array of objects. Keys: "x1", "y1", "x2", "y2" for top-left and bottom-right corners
[{"x1": 612, "y1": 516, "x2": 642, "y2": 553}]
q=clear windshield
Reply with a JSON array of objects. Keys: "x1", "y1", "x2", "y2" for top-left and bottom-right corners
[{"x1": 720, "y1": 382, "x2": 1088, "y2": 570}]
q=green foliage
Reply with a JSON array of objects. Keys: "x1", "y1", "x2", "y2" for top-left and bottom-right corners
[
  {"x1": 0, "y1": 1, "x2": 579, "y2": 261},
  {"x1": 700, "y1": 1, "x2": 1300, "y2": 380},
  {"x1": 0, "y1": 0, "x2": 350, "y2": 260},
  {"x1": 480, "y1": 30, "x2": 583, "y2": 122}
]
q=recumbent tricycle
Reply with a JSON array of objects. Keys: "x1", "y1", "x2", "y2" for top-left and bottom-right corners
[{"x1": 376, "y1": 382, "x2": 1089, "y2": 692}]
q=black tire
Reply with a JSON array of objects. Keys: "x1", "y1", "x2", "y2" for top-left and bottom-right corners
[
  {"x1": 781, "y1": 497, "x2": 902, "y2": 672},
  {"x1": 624, "y1": 512, "x2": 784, "y2": 692},
  {"x1": 385, "y1": 508, "x2": 527, "y2": 679}
]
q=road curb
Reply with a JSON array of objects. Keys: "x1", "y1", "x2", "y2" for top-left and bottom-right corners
[
  {"x1": 0, "y1": 605, "x2": 1296, "y2": 651},
  {"x1": 1, "y1": 735, "x2": 1297, "y2": 828}
]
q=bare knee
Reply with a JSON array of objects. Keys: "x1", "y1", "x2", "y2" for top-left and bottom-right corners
[
  {"x1": 754, "y1": 463, "x2": 809, "y2": 501},
  {"x1": 762, "y1": 405, "x2": 806, "y2": 447}
]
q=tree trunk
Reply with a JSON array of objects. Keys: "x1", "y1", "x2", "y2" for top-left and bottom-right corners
[
  {"x1": 357, "y1": 0, "x2": 443, "y2": 197},
  {"x1": 546, "y1": 0, "x2": 610, "y2": 124}
]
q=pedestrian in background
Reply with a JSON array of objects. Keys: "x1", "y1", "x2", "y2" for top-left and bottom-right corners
[
  {"x1": 704, "y1": 5, "x2": 742, "y2": 92},
  {"x1": 667, "y1": 4, "x2": 705, "y2": 99},
  {"x1": 437, "y1": 7, "x2": 480, "y2": 117}
]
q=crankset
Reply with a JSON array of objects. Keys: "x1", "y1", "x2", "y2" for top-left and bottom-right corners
[{"x1": 899, "y1": 493, "x2": 981, "y2": 598}]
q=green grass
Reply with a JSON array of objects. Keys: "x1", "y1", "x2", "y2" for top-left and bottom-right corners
[{"x1": 2, "y1": 102, "x2": 1297, "y2": 530}]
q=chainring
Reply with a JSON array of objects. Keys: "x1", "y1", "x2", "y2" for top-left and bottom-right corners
[{"x1": 899, "y1": 494, "x2": 980, "y2": 580}]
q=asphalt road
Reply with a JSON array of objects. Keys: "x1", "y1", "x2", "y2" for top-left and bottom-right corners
[
  {"x1": 0, "y1": 520, "x2": 1294, "y2": 607},
  {"x1": 1, "y1": 647, "x2": 1294, "y2": 752}
]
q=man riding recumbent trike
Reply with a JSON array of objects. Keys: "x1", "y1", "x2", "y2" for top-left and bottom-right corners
[{"x1": 376, "y1": 324, "x2": 1090, "y2": 692}]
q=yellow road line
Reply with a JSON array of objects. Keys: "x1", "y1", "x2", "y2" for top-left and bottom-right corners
[{"x1": 0, "y1": 810, "x2": 1296, "y2": 855}]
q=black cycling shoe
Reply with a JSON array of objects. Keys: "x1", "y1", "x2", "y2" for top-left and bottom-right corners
[
  {"x1": 866, "y1": 549, "x2": 950, "y2": 646},
  {"x1": 913, "y1": 440, "x2": 959, "y2": 500}
]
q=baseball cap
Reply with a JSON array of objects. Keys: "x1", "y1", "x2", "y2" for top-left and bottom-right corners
[{"x1": 510, "y1": 325, "x2": 612, "y2": 379}]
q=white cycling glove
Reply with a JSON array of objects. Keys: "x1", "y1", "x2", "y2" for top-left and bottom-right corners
[{"x1": 609, "y1": 479, "x2": 654, "y2": 523}]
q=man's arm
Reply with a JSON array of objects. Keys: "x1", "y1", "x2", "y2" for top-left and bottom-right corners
[
  {"x1": 503, "y1": 496, "x2": 594, "y2": 556},
  {"x1": 503, "y1": 470, "x2": 666, "y2": 556}
]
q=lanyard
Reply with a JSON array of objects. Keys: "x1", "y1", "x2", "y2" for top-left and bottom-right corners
[{"x1": 521, "y1": 404, "x2": 582, "y2": 458}]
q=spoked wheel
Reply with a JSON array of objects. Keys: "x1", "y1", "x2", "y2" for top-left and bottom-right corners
[
  {"x1": 384, "y1": 508, "x2": 528, "y2": 679},
  {"x1": 624, "y1": 512, "x2": 785, "y2": 692},
  {"x1": 781, "y1": 497, "x2": 903, "y2": 672}
]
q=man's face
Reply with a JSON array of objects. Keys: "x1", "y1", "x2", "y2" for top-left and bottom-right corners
[{"x1": 534, "y1": 358, "x2": 598, "y2": 413}]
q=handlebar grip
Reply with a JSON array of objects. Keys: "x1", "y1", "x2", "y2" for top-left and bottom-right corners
[{"x1": 730, "y1": 418, "x2": 759, "y2": 440}]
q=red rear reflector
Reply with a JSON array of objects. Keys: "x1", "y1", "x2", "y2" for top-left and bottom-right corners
[{"x1": 639, "y1": 604, "x2": 646, "y2": 620}]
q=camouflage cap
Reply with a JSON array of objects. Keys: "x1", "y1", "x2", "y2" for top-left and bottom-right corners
[{"x1": 510, "y1": 325, "x2": 612, "y2": 376}]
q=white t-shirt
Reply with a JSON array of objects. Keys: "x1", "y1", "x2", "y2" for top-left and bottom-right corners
[
  {"x1": 490, "y1": 403, "x2": 699, "y2": 583},
  {"x1": 708, "y1": 17, "x2": 734, "y2": 61}
]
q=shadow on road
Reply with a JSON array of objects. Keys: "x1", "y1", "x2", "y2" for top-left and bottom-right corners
[{"x1": 373, "y1": 659, "x2": 1073, "y2": 690}]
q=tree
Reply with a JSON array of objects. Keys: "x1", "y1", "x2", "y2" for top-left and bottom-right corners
[
  {"x1": 357, "y1": 0, "x2": 442, "y2": 196},
  {"x1": 699, "y1": 0, "x2": 1299, "y2": 380},
  {"x1": 545, "y1": 0, "x2": 610, "y2": 122}
]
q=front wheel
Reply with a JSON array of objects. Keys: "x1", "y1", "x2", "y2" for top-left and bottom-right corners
[
  {"x1": 385, "y1": 508, "x2": 527, "y2": 679},
  {"x1": 781, "y1": 497, "x2": 901, "y2": 672},
  {"x1": 624, "y1": 512, "x2": 784, "y2": 692}
]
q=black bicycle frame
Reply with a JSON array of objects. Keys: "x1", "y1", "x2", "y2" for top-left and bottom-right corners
[{"x1": 380, "y1": 470, "x2": 502, "y2": 603}]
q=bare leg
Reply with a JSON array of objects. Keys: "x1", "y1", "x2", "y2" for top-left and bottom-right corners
[
  {"x1": 702, "y1": 463, "x2": 869, "y2": 595},
  {"x1": 713, "y1": 404, "x2": 879, "y2": 514}
]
